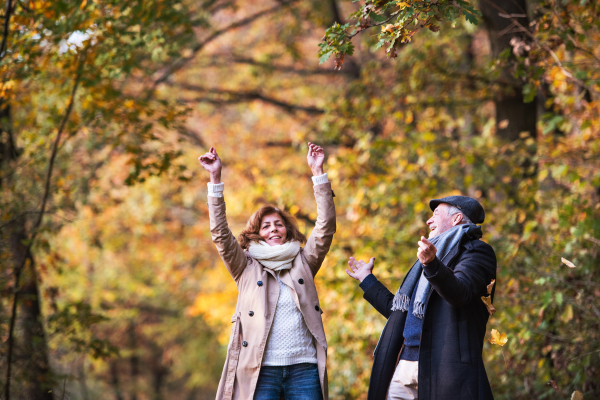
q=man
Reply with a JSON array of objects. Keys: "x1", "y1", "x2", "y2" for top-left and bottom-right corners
[{"x1": 346, "y1": 196, "x2": 496, "y2": 400}]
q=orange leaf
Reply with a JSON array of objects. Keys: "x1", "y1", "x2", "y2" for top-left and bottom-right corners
[
  {"x1": 489, "y1": 329, "x2": 507, "y2": 346},
  {"x1": 547, "y1": 380, "x2": 559, "y2": 392},
  {"x1": 481, "y1": 295, "x2": 496, "y2": 316},
  {"x1": 486, "y1": 279, "x2": 495, "y2": 295}
]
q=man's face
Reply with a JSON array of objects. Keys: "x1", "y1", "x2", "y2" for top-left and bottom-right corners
[{"x1": 426, "y1": 203, "x2": 454, "y2": 238}]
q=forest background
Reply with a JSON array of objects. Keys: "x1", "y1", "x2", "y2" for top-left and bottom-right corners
[{"x1": 1, "y1": 0, "x2": 599, "y2": 399}]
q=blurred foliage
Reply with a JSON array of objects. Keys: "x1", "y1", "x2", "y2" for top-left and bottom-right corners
[
  {"x1": 319, "y1": 0, "x2": 481, "y2": 67},
  {"x1": 1, "y1": 0, "x2": 599, "y2": 399}
]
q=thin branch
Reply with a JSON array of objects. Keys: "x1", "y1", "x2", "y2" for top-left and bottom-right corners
[
  {"x1": 482, "y1": 0, "x2": 596, "y2": 95},
  {"x1": 206, "y1": 54, "x2": 354, "y2": 76},
  {"x1": 498, "y1": 13, "x2": 527, "y2": 18},
  {"x1": 569, "y1": 348, "x2": 600, "y2": 361},
  {"x1": 178, "y1": 128, "x2": 205, "y2": 147},
  {"x1": 176, "y1": 83, "x2": 325, "y2": 114},
  {"x1": 3, "y1": 51, "x2": 84, "y2": 400},
  {"x1": 348, "y1": 12, "x2": 398, "y2": 40},
  {"x1": 0, "y1": 209, "x2": 70, "y2": 231},
  {"x1": 148, "y1": 1, "x2": 296, "y2": 96},
  {"x1": 0, "y1": 0, "x2": 12, "y2": 59}
]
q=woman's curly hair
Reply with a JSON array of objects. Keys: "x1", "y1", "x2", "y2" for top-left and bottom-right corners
[{"x1": 238, "y1": 206, "x2": 307, "y2": 250}]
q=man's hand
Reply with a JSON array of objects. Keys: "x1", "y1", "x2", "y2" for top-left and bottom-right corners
[
  {"x1": 417, "y1": 236, "x2": 437, "y2": 265},
  {"x1": 346, "y1": 256, "x2": 376, "y2": 282},
  {"x1": 307, "y1": 142, "x2": 325, "y2": 176},
  {"x1": 198, "y1": 147, "x2": 222, "y2": 183}
]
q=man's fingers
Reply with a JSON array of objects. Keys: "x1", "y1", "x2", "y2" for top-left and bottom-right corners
[
  {"x1": 345, "y1": 269, "x2": 357, "y2": 280},
  {"x1": 349, "y1": 259, "x2": 361, "y2": 271},
  {"x1": 418, "y1": 241, "x2": 429, "y2": 251},
  {"x1": 347, "y1": 260, "x2": 357, "y2": 272}
]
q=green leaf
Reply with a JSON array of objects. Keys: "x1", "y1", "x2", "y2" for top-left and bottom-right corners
[
  {"x1": 370, "y1": 13, "x2": 389, "y2": 23},
  {"x1": 319, "y1": 50, "x2": 334, "y2": 64},
  {"x1": 464, "y1": 11, "x2": 479, "y2": 25}
]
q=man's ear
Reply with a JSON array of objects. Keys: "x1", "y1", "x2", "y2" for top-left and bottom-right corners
[{"x1": 452, "y1": 213, "x2": 464, "y2": 226}]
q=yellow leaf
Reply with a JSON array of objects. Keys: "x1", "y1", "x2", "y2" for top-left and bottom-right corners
[
  {"x1": 489, "y1": 329, "x2": 508, "y2": 346},
  {"x1": 381, "y1": 24, "x2": 395, "y2": 33},
  {"x1": 288, "y1": 205, "x2": 299, "y2": 215},
  {"x1": 413, "y1": 202, "x2": 425, "y2": 213},
  {"x1": 571, "y1": 390, "x2": 583, "y2": 400},
  {"x1": 561, "y1": 304, "x2": 573, "y2": 323},
  {"x1": 422, "y1": 132, "x2": 436, "y2": 142},
  {"x1": 561, "y1": 257, "x2": 576, "y2": 268}
]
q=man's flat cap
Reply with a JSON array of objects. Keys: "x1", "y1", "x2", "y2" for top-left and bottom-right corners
[{"x1": 429, "y1": 195, "x2": 485, "y2": 224}]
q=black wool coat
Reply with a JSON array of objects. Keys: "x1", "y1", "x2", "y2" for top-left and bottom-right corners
[{"x1": 363, "y1": 229, "x2": 497, "y2": 400}]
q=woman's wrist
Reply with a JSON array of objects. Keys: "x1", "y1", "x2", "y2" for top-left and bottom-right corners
[
  {"x1": 209, "y1": 171, "x2": 222, "y2": 184},
  {"x1": 311, "y1": 168, "x2": 324, "y2": 177}
]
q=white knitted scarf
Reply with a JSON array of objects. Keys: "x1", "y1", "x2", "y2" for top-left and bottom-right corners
[{"x1": 247, "y1": 241, "x2": 301, "y2": 271}]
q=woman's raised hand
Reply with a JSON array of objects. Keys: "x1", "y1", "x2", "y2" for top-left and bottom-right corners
[
  {"x1": 198, "y1": 147, "x2": 222, "y2": 183},
  {"x1": 307, "y1": 142, "x2": 325, "y2": 176}
]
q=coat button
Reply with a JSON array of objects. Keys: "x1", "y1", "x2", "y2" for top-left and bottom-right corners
[
  {"x1": 315, "y1": 305, "x2": 320, "y2": 312},
  {"x1": 249, "y1": 311, "x2": 254, "y2": 317},
  {"x1": 257, "y1": 281, "x2": 263, "y2": 287},
  {"x1": 298, "y1": 278, "x2": 304, "y2": 284},
  {"x1": 242, "y1": 341, "x2": 248, "y2": 347}
]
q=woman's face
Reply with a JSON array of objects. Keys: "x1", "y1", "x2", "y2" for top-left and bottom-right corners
[{"x1": 259, "y1": 213, "x2": 288, "y2": 246}]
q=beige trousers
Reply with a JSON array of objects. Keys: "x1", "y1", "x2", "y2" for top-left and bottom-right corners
[{"x1": 386, "y1": 360, "x2": 419, "y2": 400}]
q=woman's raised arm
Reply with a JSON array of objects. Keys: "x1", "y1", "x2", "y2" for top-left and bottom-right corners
[
  {"x1": 199, "y1": 147, "x2": 247, "y2": 281},
  {"x1": 303, "y1": 143, "x2": 336, "y2": 276}
]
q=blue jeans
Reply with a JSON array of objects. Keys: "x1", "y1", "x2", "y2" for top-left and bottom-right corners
[{"x1": 254, "y1": 363, "x2": 323, "y2": 400}]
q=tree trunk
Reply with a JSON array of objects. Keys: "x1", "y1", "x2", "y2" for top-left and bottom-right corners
[
  {"x1": 19, "y1": 255, "x2": 54, "y2": 400},
  {"x1": 110, "y1": 361, "x2": 125, "y2": 400},
  {"x1": 2, "y1": 101, "x2": 53, "y2": 400},
  {"x1": 479, "y1": 0, "x2": 537, "y2": 141},
  {"x1": 129, "y1": 322, "x2": 139, "y2": 400}
]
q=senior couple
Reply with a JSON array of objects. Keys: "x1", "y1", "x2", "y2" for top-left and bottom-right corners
[{"x1": 199, "y1": 143, "x2": 497, "y2": 400}]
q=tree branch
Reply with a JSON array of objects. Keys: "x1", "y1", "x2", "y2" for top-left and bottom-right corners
[
  {"x1": 206, "y1": 54, "x2": 354, "y2": 77},
  {"x1": 481, "y1": 0, "x2": 597, "y2": 95},
  {"x1": 176, "y1": 83, "x2": 325, "y2": 114},
  {"x1": 147, "y1": 0, "x2": 296, "y2": 97}
]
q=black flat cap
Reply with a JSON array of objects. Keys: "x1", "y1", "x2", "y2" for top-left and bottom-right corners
[{"x1": 429, "y1": 195, "x2": 485, "y2": 224}]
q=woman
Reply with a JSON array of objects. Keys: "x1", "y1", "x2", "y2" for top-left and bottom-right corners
[{"x1": 198, "y1": 143, "x2": 336, "y2": 400}]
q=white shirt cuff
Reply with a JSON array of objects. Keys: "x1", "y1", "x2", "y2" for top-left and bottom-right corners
[
  {"x1": 207, "y1": 182, "x2": 224, "y2": 198},
  {"x1": 311, "y1": 173, "x2": 329, "y2": 186}
]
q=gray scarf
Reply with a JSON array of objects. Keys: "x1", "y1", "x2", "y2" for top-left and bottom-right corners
[{"x1": 391, "y1": 224, "x2": 481, "y2": 318}]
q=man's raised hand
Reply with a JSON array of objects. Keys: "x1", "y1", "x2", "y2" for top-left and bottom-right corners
[
  {"x1": 346, "y1": 256, "x2": 376, "y2": 283},
  {"x1": 307, "y1": 142, "x2": 325, "y2": 176},
  {"x1": 417, "y1": 236, "x2": 437, "y2": 265},
  {"x1": 198, "y1": 147, "x2": 222, "y2": 184}
]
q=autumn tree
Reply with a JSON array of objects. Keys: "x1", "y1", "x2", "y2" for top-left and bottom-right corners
[{"x1": 1, "y1": 0, "x2": 599, "y2": 398}]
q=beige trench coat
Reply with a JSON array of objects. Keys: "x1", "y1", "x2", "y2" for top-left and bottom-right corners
[{"x1": 209, "y1": 182, "x2": 336, "y2": 400}]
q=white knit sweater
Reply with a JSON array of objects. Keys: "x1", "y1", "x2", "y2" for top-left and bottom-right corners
[
  {"x1": 262, "y1": 275, "x2": 318, "y2": 366},
  {"x1": 207, "y1": 173, "x2": 329, "y2": 366}
]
